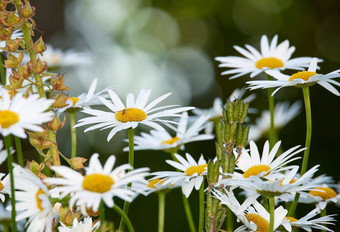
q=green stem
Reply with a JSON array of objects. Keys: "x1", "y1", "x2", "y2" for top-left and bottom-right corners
[
  {"x1": 226, "y1": 208, "x2": 234, "y2": 232},
  {"x1": 267, "y1": 75, "x2": 276, "y2": 149},
  {"x1": 4, "y1": 136, "x2": 17, "y2": 232},
  {"x1": 213, "y1": 120, "x2": 222, "y2": 145},
  {"x1": 69, "y1": 110, "x2": 77, "y2": 158},
  {"x1": 99, "y1": 200, "x2": 105, "y2": 223},
  {"x1": 158, "y1": 191, "x2": 166, "y2": 232},
  {"x1": 198, "y1": 181, "x2": 205, "y2": 232},
  {"x1": 268, "y1": 196, "x2": 275, "y2": 232},
  {"x1": 262, "y1": 196, "x2": 269, "y2": 211},
  {"x1": 320, "y1": 209, "x2": 327, "y2": 232},
  {"x1": 2, "y1": 223, "x2": 9, "y2": 232},
  {"x1": 14, "y1": 137, "x2": 23, "y2": 167},
  {"x1": 0, "y1": 54, "x2": 6, "y2": 85},
  {"x1": 182, "y1": 194, "x2": 197, "y2": 232},
  {"x1": 114, "y1": 205, "x2": 135, "y2": 232},
  {"x1": 119, "y1": 128, "x2": 134, "y2": 231}
]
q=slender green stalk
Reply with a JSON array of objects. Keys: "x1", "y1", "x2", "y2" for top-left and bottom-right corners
[
  {"x1": 262, "y1": 196, "x2": 269, "y2": 210},
  {"x1": 267, "y1": 75, "x2": 276, "y2": 149},
  {"x1": 226, "y1": 208, "x2": 234, "y2": 232},
  {"x1": 2, "y1": 223, "x2": 9, "y2": 232},
  {"x1": 69, "y1": 110, "x2": 77, "y2": 158},
  {"x1": 14, "y1": 137, "x2": 23, "y2": 167},
  {"x1": 4, "y1": 136, "x2": 17, "y2": 232},
  {"x1": 99, "y1": 200, "x2": 105, "y2": 223},
  {"x1": 114, "y1": 205, "x2": 135, "y2": 232},
  {"x1": 119, "y1": 128, "x2": 134, "y2": 231},
  {"x1": 198, "y1": 181, "x2": 205, "y2": 232},
  {"x1": 0, "y1": 54, "x2": 6, "y2": 85},
  {"x1": 158, "y1": 191, "x2": 166, "y2": 232},
  {"x1": 182, "y1": 194, "x2": 197, "y2": 232},
  {"x1": 268, "y1": 196, "x2": 275, "y2": 232},
  {"x1": 320, "y1": 209, "x2": 327, "y2": 232}
]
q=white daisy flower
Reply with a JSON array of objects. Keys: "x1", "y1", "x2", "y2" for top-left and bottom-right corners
[
  {"x1": 0, "y1": 140, "x2": 7, "y2": 165},
  {"x1": 306, "y1": 185, "x2": 340, "y2": 210},
  {"x1": 57, "y1": 78, "x2": 109, "y2": 114},
  {"x1": 45, "y1": 153, "x2": 149, "y2": 213},
  {"x1": 0, "y1": 173, "x2": 11, "y2": 202},
  {"x1": 127, "y1": 112, "x2": 214, "y2": 152},
  {"x1": 58, "y1": 217, "x2": 100, "y2": 232},
  {"x1": 212, "y1": 189, "x2": 244, "y2": 215},
  {"x1": 232, "y1": 140, "x2": 303, "y2": 180},
  {"x1": 215, "y1": 35, "x2": 314, "y2": 79},
  {"x1": 0, "y1": 90, "x2": 54, "y2": 138},
  {"x1": 151, "y1": 153, "x2": 207, "y2": 198},
  {"x1": 39, "y1": 44, "x2": 92, "y2": 68},
  {"x1": 249, "y1": 101, "x2": 301, "y2": 141},
  {"x1": 235, "y1": 201, "x2": 288, "y2": 232},
  {"x1": 132, "y1": 177, "x2": 181, "y2": 196},
  {"x1": 282, "y1": 208, "x2": 336, "y2": 232},
  {"x1": 75, "y1": 89, "x2": 194, "y2": 141},
  {"x1": 9, "y1": 166, "x2": 58, "y2": 232},
  {"x1": 247, "y1": 58, "x2": 340, "y2": 96}
]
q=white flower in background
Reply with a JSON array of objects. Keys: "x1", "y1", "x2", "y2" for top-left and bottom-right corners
[
  {"x1": 132, "y1": 177, "x2": 181, "y2": 196},
  {"x1": 215, "y1": 35, "x2": 314, "y2": 79},
  {"x1": 0, "y1": 140, "x2": 7, "y2": 165},
  {"x1": 212, "y1": 189, "x2": 245, "y2": 215},
  {"x1": 9, "y1": 166, "x2": 58, "y2": 232},
  {"x1": 58, "y1": 217, "x2": 100, "y2": 232},
  {"x1": 0, "y1": 90, "x2": 54, "y2": 138},
  {"x1": 151, "y1": 153, "x2": 207, "y2": 198},
  {"x1": 282, "y1": 208, "x2": 336, "y2": 232},
  {"x1": 45, "y1": 153, "x2": 149, "y2": 213},
  {"x1": 128, "y1": 112, "x2": 214, "y2": 152},
  {"x1": 75, "y1": 89, "x2": 194, "y2": 141},
  {"x1": 235, "y1": 201, "x2": 287, "y2": 232},
  {"x1": 247, "y1": 58, "x2": 340, "y2": 96},
  {"x1": 0, "y1": 173, "x2": 11, "y2": 202},
  {"x1": 0, "y1": 30, "x2": 23, "y2": 48},
  {"x1": 57, "y1": 78, "x2": 109, "y2": 114},
  {"x1": 306, "y1": 185, "x2": 340, "y2": 210},
  {"x1": 232, "y1": 140, "x2": 303, "y2": 180},
  {"x1": 39, "y1": 44, "x2": 92, "y2": 68},
  {"x1": 249, "y1": 101, "x2": 301, "y2": 141}
]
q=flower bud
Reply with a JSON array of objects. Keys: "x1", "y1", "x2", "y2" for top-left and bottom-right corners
[
  {"x1": 28, "y1": 130, "x2": 54, "y2": 150},
  {"x1": 52, "y1": 93, "x2": 68, "y2": 108},
  {"x1": 51, "y1": 74, "x2": 70, "y2": 91},
  {"x1": 20, "y1": 2, "x2": 35, "y2": 18},
  {"x1": 32, "y1": 36, "x2": 46, "y2": 54},
  {"x1": 7, "y1": 12, "x2": 21, "y2": 27},
  {"x1": 46, "y1": 115, "x2": 66, "y2": 131},
  {"x1": 70, "y1": 157, "x2": 87, "y2": 170},
  {"x1": 4, "y1": 53, "x2": 24, "y2": 68},
  {"x1": 28, "y1": 58, "x2": 48, "y2": 73},
  {"x1": 6, "y1": 38, "x2": 20, "y2": 52},
  {"x1": 17, "y1": 63, "x2": 32, "y2": 79}
]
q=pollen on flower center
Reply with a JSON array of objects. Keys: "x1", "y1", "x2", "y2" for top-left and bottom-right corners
[
  {"x1": 285, "y1": 216, "x2": 298, "y2": 223},
  {"x1": 148, "y1": 178, "x2": 166, "y2": 189},
  {"x1": 185, "y1": 164, "x2": 207, "y2": 176},
  {"x1": 35, "y1": 189, "x2": 46, "y2": 211},
  {"x1": 243, "y1": 165, "x2": 271, "y2": 178},
  {"x1": 160, "y1": 137, "x2": 180, "y2": 145},
  {"x1": 82, "y1": 173, "x2": 114, "y2": 193},
  {"x1": 245, "y1": 213, "x2": 269, "y2": 232},
  {"x1": 115, "y1": 108, "x2": 147, "y2": 123},
  {"x1": 289, "y1": 71, "x2": 317, "y2": 81},
  {"x1": 0, "y1": 110, "x2": 19, "y2": 128},
  {"x1": 69, "y1": 97, "x2": 80, "y2": 106},
  {"x1": 0, "y1": 182, "x2": 4, "y2": 191},
  {"x1": 309, "y1": 187, "x2": 337, "y2": 201},
  {"x1": 255, "y1": 57, "x2": 284, "y2": 69}
]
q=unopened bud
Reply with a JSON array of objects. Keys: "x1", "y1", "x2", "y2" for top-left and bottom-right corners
[
  {"x1": 28, "y1": 130, "x2": 54, "y2": 150},
  {"x1": 227, "y1": 101, "x2": 233, "y2": 123},
  {"x1": 52, "y1": 93, "x2": 68, "y2": 108},
  {"x1": 6, "y1": 38, "x2": 20, "y2": 52},
  {"x1": 70, "y1": 157, "x2": 87, "y2": 170},
  {"x1": 51, "y1": 74, "x2": 70, "y2": 91},
  {"x1": 7, "y1": 12, "x2": 20, "y2": 27},
  {"x1": 32, "y1": 37, "x2": 46, "y2": 54},
  {"x1": 237, "y1": 100, "x2": 244, "y2": 122},
  {"x1": 241, "y1": 125, "x2": 250, "y2": 148},
  {"x1": 20, "y1": 2, "x2": 35, "y2": 18},
  {"x1": 28, "y1": 58, "x2": 47, "y2": 73},
  {"x1": 46, "y1": 115, "x2": 66, "y2": 131},
  {"x1": 4, "y1": 53, "x2": 24, "y2": 68},
  {"x1": 27, "y1": 160, "x2": 40, "y2": 175},
  {"x1": 17, "y1": 63, "x2": 32, "y2": 79},
  {"x1": 241, "y1": 103, "x2": 249, "y2": 123}
]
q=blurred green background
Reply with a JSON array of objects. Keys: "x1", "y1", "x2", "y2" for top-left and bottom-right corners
[{"x1": 18, "y1": 0, "x2": 340, "y2": 230}]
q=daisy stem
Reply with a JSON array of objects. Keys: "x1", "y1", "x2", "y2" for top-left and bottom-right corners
[
  {"x1": 119, "y1": 128, "x2": 134, "y2": 231},
  {"x1": 158, "y1": 191, "x2": 166, "y2": 232},
  {"x1": 0, "y1": 54, "x2": 6, "y2": 85},
  {"x1": 320, "y1": 209, "x2": 327, "y2": 232},
  {"x1": 198, "y1": 181, "x2": 205, "y2": 232},
  {"x1": 182, "y1": 194, "x2": 197, "y2": 232},
  {"x1": 262, "y1": 196, "x2": 269, "y2": 211},
  {"x1": 4, "y1": 135, "x2": 17, "y2": 232},
  {"x1": 267, "y1": 76, "x2": 276, "y2": 149},
  {"x1": 14, "y1": 137, "x2": 23, "y2": 167},
  {"x1": 99, "y1": 200, "x2": 105, "y2": 223},
  {"x1": 268, "y1": 196, "x2": 275, "y2": 232},
  {"x1": 69, "y1": 110, "x2": 77, "y2": 158},
  {"x1": 114, "y1": 205, "x2": 135, "y2": 232}
]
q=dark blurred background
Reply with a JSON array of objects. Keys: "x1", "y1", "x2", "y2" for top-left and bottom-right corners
[{"x1": 18, "y1": 0, "x2": 340, "y2": 230}]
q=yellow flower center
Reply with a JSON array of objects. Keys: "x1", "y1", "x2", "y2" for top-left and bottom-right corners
[
  {"x1": 285, "y1": 216, "x2": 298, "y2": 223},
  {"x1": 0, "y1": 181, "x2": 4, "y2": 191},
  {"x1": 0, "y1": 110, "x2": 19, "y2": 128},
  {"x1": 288, "y1": 71, "x2": 317, "y2": 81},
  {"x1": 243, "y1": 164, "x2": 271, "y2": 178},
  {"x1": 185, "y1": 164, "x2": 207, "y2": 176},
  {"x1": 69, "y1": 97, "x2": 80, "y2": 106},
  {"x1": 82, "y1": 174, "x2": 114, "y2": 193},
  {"x1": 255, "y1": 57, "x2": 284, "y2": 69},
  {"x1": 309, "y1": 187, "x2": 337, "y2": 201},
  {"x1": 245, "y1": 213, "x2": 269, "y2": 232},
  {"x1": 147, "y1": 178, "x2": 166, "y2": 189},
  {"x1": 115, "y1": 108, "x2": 147, "y2": 123},
  {"x1": 35, "y1": 189, "x2": 46, "y2": 211},
  {"x1": 160, "y1": 137, "x2": 180, "y2": 145}
]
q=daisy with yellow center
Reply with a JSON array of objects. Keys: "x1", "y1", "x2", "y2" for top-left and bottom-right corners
[
  {"x1": 45, "y1": 153, "x2": 149, "y2": 213},
  {"x1": 0, "y1": 89, "x2": 54, "y2": 138},
  {"x1": 76, "y1": 89, "x2": 194, "y2": 141},
  {"x1": 127, "y1": 112, "x2": 214, "y2": 152},
  {"x1": 305, "y1": 185, "x2": 340, "y2": 210},
  {"x1": 151, "y1": 153, "x2": 207, "y2": 198},
  {"x1": 58, "y1": 217, "x2": 100, "y2": 232},
  {"x1": 247, "y1": 58, "x2": 340, "y2": 96},
  {"x1": 215, "y1": 34, "x2": 314, "y2": 79}
]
